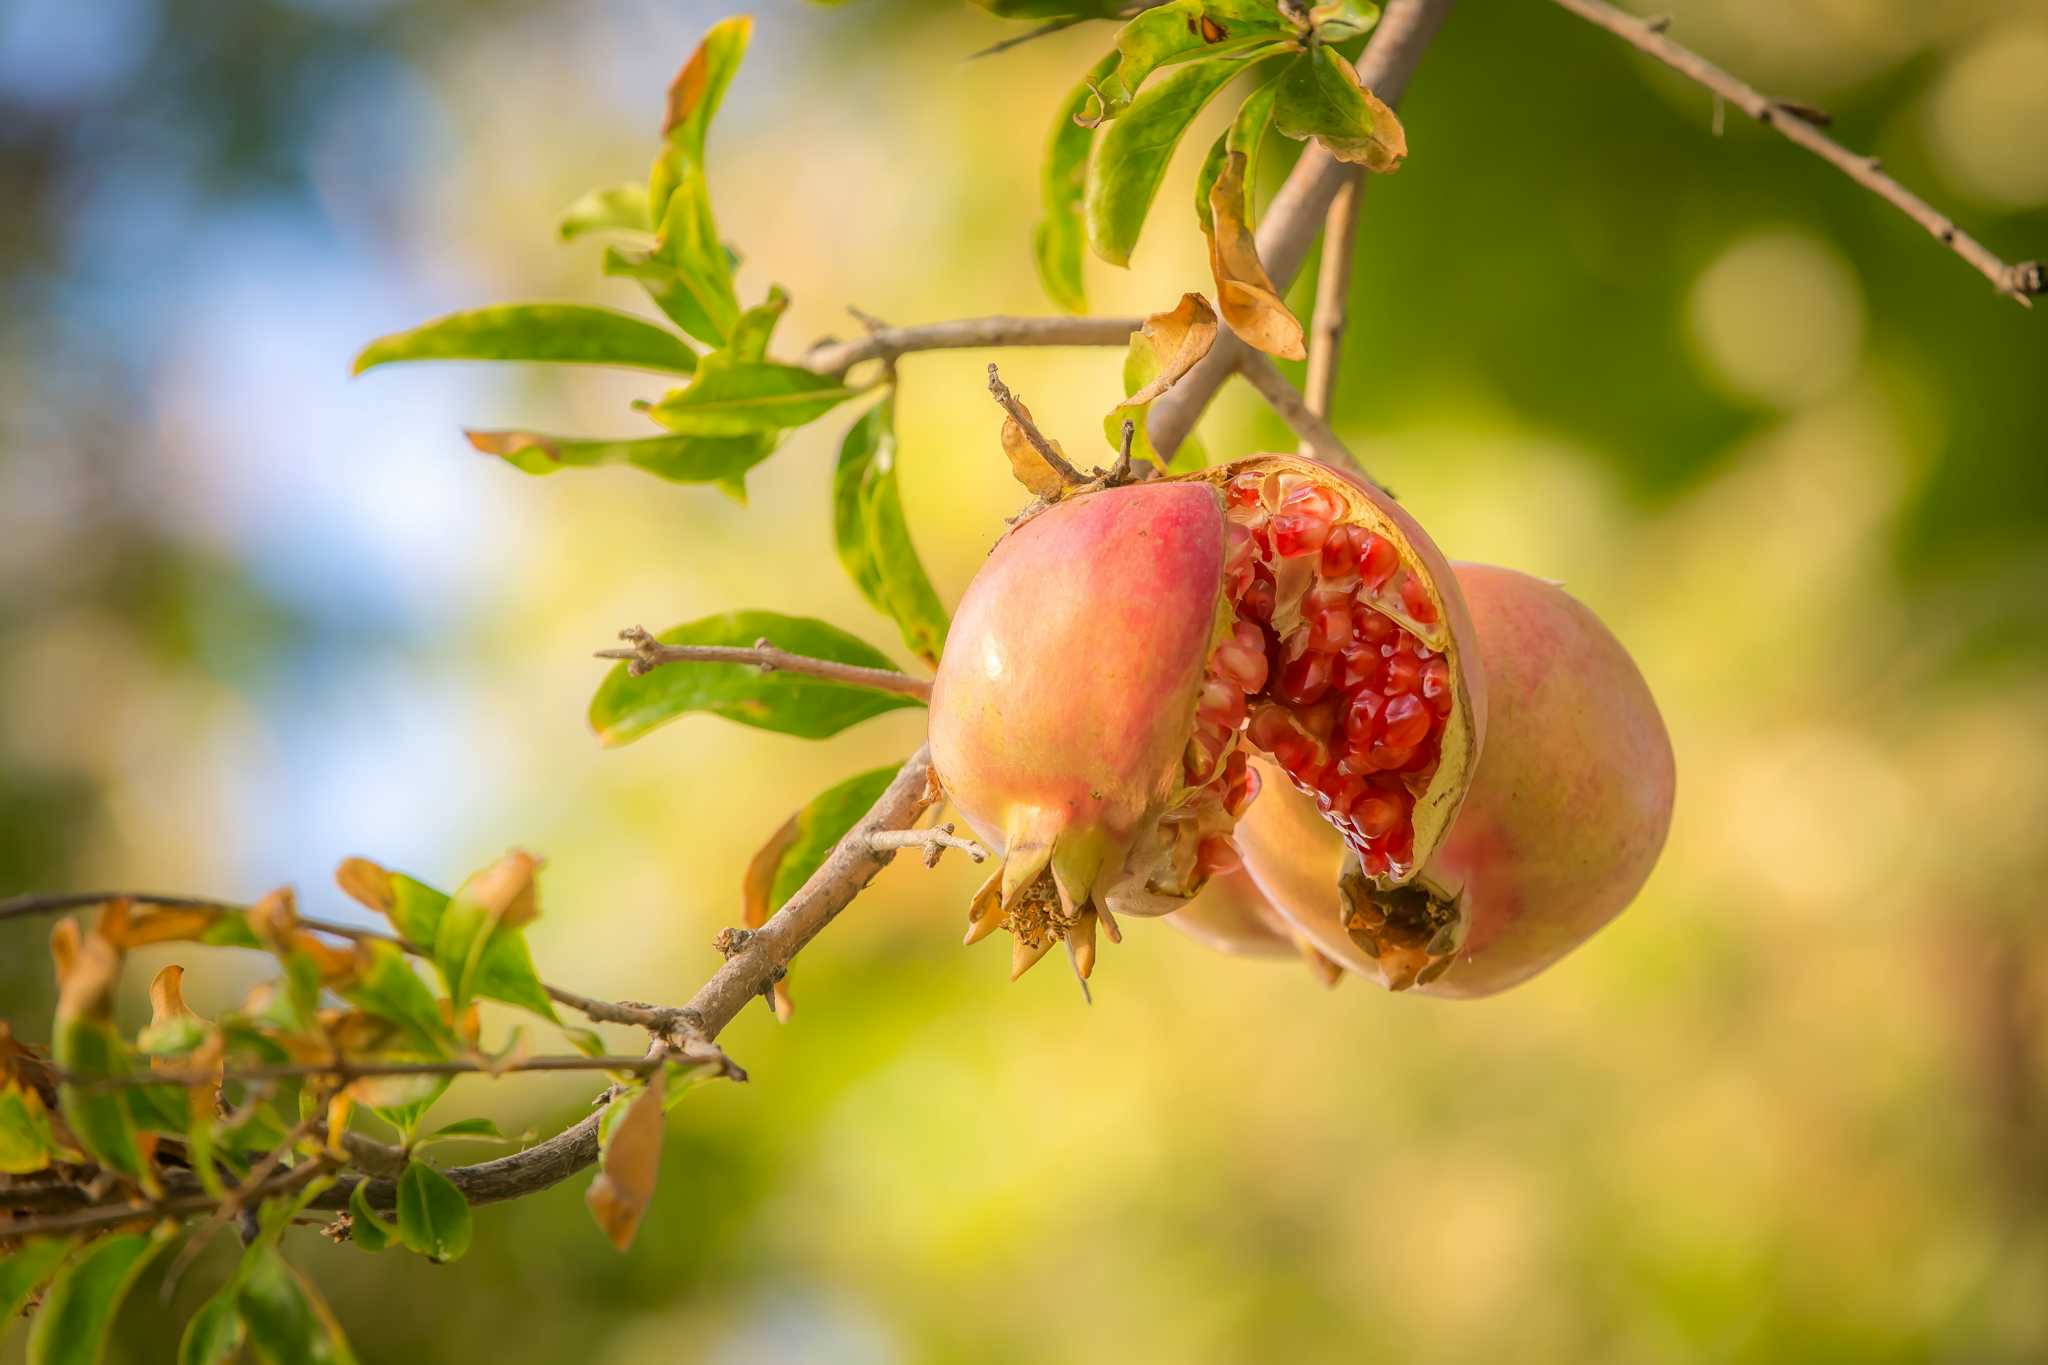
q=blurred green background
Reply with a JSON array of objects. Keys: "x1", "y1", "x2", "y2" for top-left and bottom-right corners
[{"x1": 4, "y1": 0, "x2": 2046, "y2": 1359}]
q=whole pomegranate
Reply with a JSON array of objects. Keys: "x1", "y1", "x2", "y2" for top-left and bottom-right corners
[
  {"x1": 1231, "y1": 564, "x2": 1675, "y2": 995},
  {"x1": 929, "y1": 454, "x2": 1485, "y2": 981}
]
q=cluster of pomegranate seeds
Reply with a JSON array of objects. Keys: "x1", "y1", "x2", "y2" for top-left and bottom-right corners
[{"x1": 1188, "y1": 471, "x2": 1454, "y2": 882}]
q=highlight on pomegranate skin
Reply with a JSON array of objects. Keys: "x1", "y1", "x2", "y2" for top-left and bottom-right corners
[
  {"x1": 1231, "y1": 564, "x2": 1675, "y2": 995},
  {"x1": 928, "y1": 453, "x2": 1483, "y2": 983}
]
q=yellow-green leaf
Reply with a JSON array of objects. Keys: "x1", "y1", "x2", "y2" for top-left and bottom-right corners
[
  {"x1": 463, "y1": 426, "x2": 776, "y2": 490},
  {"x1": 644, "y1": 352, "x2": 858, "y2": 436},
  {"x1": 1086, "y1": 57, "x2": 1257, "y2": 268},
  {"x1": 1034, "y1": 51, "x2": 1118, "y2": 314},
  {"x1": 354, "y1": 304, "x2": 696, "y2": 377},
  {"x1": 237, "y1": 1248, "x2": 357, "y2": 1364},
  {"x1": 1272, "y1": 45, "x2": 1406, "y2": 172},
  {"x1": 396, "y1": 1162, "x2": 472, "y2": 1264},
  {"x1": 27, "y1": 1229, "x2": 169, "y2": 1365},
  {"x1": 589, "y1": 610, "x2": 920, "y2": 747},
  {"x1": 1, "y1": 1239, "x2": 75, "y2": 1347},
  {"x1": 558, "y1": 182, "x2": 651, "y2": 241}
]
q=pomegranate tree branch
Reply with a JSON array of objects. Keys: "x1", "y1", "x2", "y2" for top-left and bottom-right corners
[
  {"x1": 867, "y1": 823, "x2": 987, "y2": 868},
  {"x1": 318, "y1": 746, "x2": 941, "y2": 1213},
  {"x1": 1149, "y1": 0, "x2": 1458, "y2": 458},
  {"x1": 805, "y1": 314, "x2": 1141, "y2": 378},
  {"x1": 1545, "y1": 0, "x2": 2044, "y2": 305},
  {"x1": 597, "y1": 626, "x2": 934, "y2": 700},
  {"x1": 1302, "y1": 171, "x2": 1363, "y2": 430},
  {"x1": 986, "y1": 362, "x2": 1090, "y2": 487},
  {"x1": 1237, "y1": 352, "x2": 1364, "y2": 475}
]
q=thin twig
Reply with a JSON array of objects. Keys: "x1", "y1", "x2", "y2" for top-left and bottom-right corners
[
  {"x1": 967, "y1": 15, "x2": 1086, "y2": 59},
  {"x1": 867, "y1": 824, "x2": 987, "y2": 869},
  {"x1": 2, "y1": 1161, "x2": 332, "y2": 1242},
  {"x1": 596, "y1": 626, "x2": 934, "y2": 700},
  {"x1": 987, "y1": 363, "x2": 1090, "y2": 487},
  {"x1": 1149, "y1": 0, "x2": 1457, "y2": 459},
  {"x1": 804, "y1": 315, "x2": 1138, "y2": 379},
  {"x1": 1302, "y1": 171, "x2": 1363, "y2": 434},
  {"x1": 1236, "y1": 353, "x2": 1366, "y2": 476},
  {"x1": 61, "y1": 1054, "x2": 662, "y2": 1092},
  {"x1": 1111, "y1": 418, "x2": 1137, "y2": 483},
  {"x1": 1545, "y1": 0, "x2": 2043, "y2": 305}
]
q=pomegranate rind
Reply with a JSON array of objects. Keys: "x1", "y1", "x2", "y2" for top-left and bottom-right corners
[
  {"x1": 1234, "y1": 565, "x2": 1674, "y2": 996},
  {"x1": 1183, "y1": 453, "x2": 1486, "y2": 888},
  {"x1": 929, "y1": 481, "x2": 1226, "y2": 926}
]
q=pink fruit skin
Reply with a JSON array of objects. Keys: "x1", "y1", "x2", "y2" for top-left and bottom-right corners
[
  {"x1": 1237, "y1": 564, "x2": 1676, "y2": 997},
  {"x1": 929, "y1": 482, "x2": 1225, "y2": 882},
  {"x1": 1166, "y1": 869, "x2": 1298, "y2": 958}
]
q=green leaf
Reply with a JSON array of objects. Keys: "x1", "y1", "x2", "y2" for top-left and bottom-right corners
[
  {"x1": 178, "y1": 1287, "x2": 247, "y2": 1365},
  {"x1": 617, "y1": 167, "x2": 741, "y2": 348},
  {"x1": 385, "y1": 871, "x2": 449, "y2": 948},
  {"x1": 27, "y1": 1229, "x2": 167, "y2": 1365},
  {"x1": 347, "y1": 1179, "x2": 396, "y2": 1253},
  {"x1": 426, "y1": 1116, "x2": 504, "y2": 1141},
  {"x1": 1085, "y1": 57, "x2": 1258, "y2": 268},
  {"x1": 728, "y1": 285, "x2": 789, "y2": 363},
  {"x1": 1103, "y1": 0, "x2": 1296, "y2": 113},
  {"x1": 53, "y1": 1020, "x2": 152, "y2": 1193},
  {"x1": 1308, "y1": 0, "x2": 1381, "y2": 42},
  {"x1": 1271, "y1": 45, "x2": 1407, "y2": 171},
  {"x1": 339, "y1": 941, "x2": 455, "y2": 1052},
  {"x1": 1, "y1": 1239, "x2": 74, "y2": 1346},
  {"x1": 769, "y1": 766, "x2": 902, "y2": 908},
  {"x1": 834, "y1": 398, "x2": 950, "y2": 667},
  {"x1": 1196, "y1": 66, "x2": 1283, "y2": 232},
  {"x1": 431, "y1": 852, "x2": 538, "y2": 1013},
  {"x1": 657, "y1": 16, "x2": 751, "y2": 182},
  {"x1": 0, "y1": 1082, "x2": 61, "y2": 1173},
  {"x1": 464, "y1": 426, "x2": 776, "y2": 490},
  {"x1": 1034, "y1": 51, "x2": 1118, "y2": 314},
  {"x1": 558, "y1": 182, "x2": 651, "y2": 241},
  {"x1": 353, "y1": 304, "x2": 697, "y2": 377},
  {"x1": 561, "y1": 1026, "x2": 607, "y2": 1058},
  {"x1": 396, "y1": 1162, "x2": 473, "y2": 1264},
  {"x1": 590, "y1": 610, "x2": 920, "y2": 747},
  {"x1": 469, "y1": 929, "x2": 558, "y2": 1022},
  {"x1": 237, "y1": 1248, "x2": 356, "y2": 1364},
  {"x1": 645, "y1": 352, "x2": 857, "y2": 437}
]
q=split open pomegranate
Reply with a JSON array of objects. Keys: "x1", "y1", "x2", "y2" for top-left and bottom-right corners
[{"x1": 927, "y1": 454, "x2": 1484, "y2": 982}]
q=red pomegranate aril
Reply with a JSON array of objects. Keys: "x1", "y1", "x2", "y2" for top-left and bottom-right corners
[
  {"x1": 1420, "y1": 655, "x2": 1450, "y2": 700},
  {"x1": 1306, "y1": 595, "x2": 1354, "y2": 654},
  {"x1": 1383, "y1": 651, "x2": 1422, "y2": 695},
  {"x1": 1282, "y1": 480, "x2": 1343, "y2": 520},
  {"x1": 1345, "y1": 689, "x2": 1384, "y2": 745},
  {"x1": 1319, "y1": 525, "x2": 1362, "y2": 580},
  {"x1": 1227, "y1": 473, "x2": 1263, "y2": 508},
  {"x1": 1368, "y1": 741, "x2": 1416, "y2": 771},
  {"x1": 1381, "y1": 693, "x2": 1430, "y2": 748},
  {"x1": 1355, "y1": 787, "x2": 1405, "y2": 838},
  {"x1": 1197, "y1": 677, "x2": 1247, "y2": 730},
  {"x1": 1359, "y1": 533, "x2": 1398, "y2": 590},
  {"x1": 1241, "y1": 569, "x2": 1277, "y2": 623},
  {"x1": 1322, "y1": 768, "x2": 1368, "y2": 817},
  {"x1": 1357, "y1": 608, "x2": 1395, "y2": 645},
  {"x1": 1400, "y1": 575, "x2": 1438, "y2": 625},
  {"x1": 1214, "y1": 621, "x2": 1270, "y2": 694},
  {"x1": 1276, "y1": 651, "x2": 1334, "y2": 706},
  {"x1": 1270, "y1": 512, "x2": 1332, "y2": 558}
]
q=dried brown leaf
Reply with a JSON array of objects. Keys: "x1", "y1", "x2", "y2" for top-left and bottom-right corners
[
  {"x1": 1000, "y1": 399, "x2": 1077, "y2": 499},
  {"x1": 335, "y1": 858, "x2": 395, "y2": 915},
  {"x1": 1205, "y1": 153, "x2": 1307, "y2": 361},
  {"x1": 586, "y1": 1067, "x2": 667, "y2": 1252},
  {"x1": 1123, "y1": 293, "x2": 1218, "y2": 406}
]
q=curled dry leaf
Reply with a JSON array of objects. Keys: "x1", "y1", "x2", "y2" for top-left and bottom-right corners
[
  {"x1": 1123, "y1": 292, "x2": 1218, "y2": 407},
  {"x1": 53, "y1": 918, "x2": 119, "y2": 1025},
  {"x1": 1000, "y1": 395, "x2": 1079, "y2": 499},
  {"x1": 1204, "y1": 153, "x2": 1306, "y2": 360},
  {"x1": 249, "y1": 887, "x2": 359, "y2": 982},
  {"x1": 741, "y1": 814, "x2": 802, "y2": 1020},
  {"x1": 460, "y1": 851, "x2": 542, "y2": 932},
  {"x1": 335, "y1": 857, "x2": 395, "y2": 916},
  {"x1": 586, "y1": 1065, "x2": 667, "y2": 1252}
]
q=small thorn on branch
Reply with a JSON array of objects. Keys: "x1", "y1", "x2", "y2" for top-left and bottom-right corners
[
  {"x1": 1774, "y1": 99, "x2": 1832, "y2": 127},
  {"x1": 867, "y1": 823, "x2": 988, "y2": 869},
  {"x1": 988, "y1": 362, "x2": 1089, "y2": 488},
  {"x1": 1644, "y1": 13, "x2": 1671, "y2": 33}
]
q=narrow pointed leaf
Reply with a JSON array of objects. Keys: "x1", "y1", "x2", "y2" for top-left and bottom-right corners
[
  {"x1": 464, "y1": 426, "x2": 775, "y2": 489},
  {"x1": 237, "y1": 1248, "x2": 357, "y2": 1364},
  {"x1": 558, "y1": 183, "x2": 651, "y2": 241},
  {"x1": 1103, "y1": 0, "x2": 1296, "y2": 111},
  {"x1": 590, "y1": 610, "x2": 919, "y2": 747},
  {"x1": 768, "y1": 767, "x2": 902, "y2": 908},
  {"x1": 857, "y1": 413, "x2": 950, "y2": 668},
  {"x1": 1, "y1": 1239, "x2": 74, "y2": 1346},
  {"x1": 353, "y1": 305, "x2": 696, "y2": 376},
  {"x1": 1308, "y1": 0, "x2": 1381, "y2": 42},
  {"x1": 178, "y1": 1288, "x2": 247, "y2": 1365},
  {"x1": 644, "y1": 352, "x2": 857, "y2": 436},
  {"x1": 1086, "y1": 57, "x2": 1256, "y2": 268},
  {"x1": 585, "y1": 1069, "x2": 666, "y2": 1252},
  {"x1": 729, "y1": 285, "x2": 789, "y2": 362},
  {"x1": 1034, "y1": 51, "x2": 1118, "y2": 314},
  {"x1": 1196, "y1": 65, "x2": 1283, "y2": 233},
  {"x1": 27, "y1": 1229, "x2": 167, "y2": 1365}
]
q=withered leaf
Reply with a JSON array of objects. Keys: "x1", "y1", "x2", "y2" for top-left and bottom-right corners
[
  {"x1": 1204, "y1": 152, "x2": 1306, "y2": 360},
  {"x1": 1000, "y1": 396, "x2": 1078, "y2": 499},
  {"x1": 1123, "y1": 292, "x2": 1218, "y2": 406},
  {"x1": 585, "y1": 1066, "x2": 667, "y2": 1252}
]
